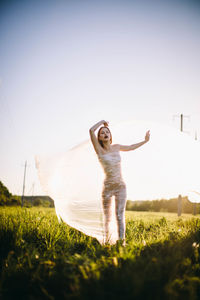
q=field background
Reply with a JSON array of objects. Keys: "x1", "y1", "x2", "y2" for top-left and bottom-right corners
[{"x1": 0, "y1": 207, "x2": 200, "y2": 299}]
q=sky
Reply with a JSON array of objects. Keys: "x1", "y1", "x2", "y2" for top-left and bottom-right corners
[{"x1": 0, "y1": 0, "x2": 200, "y2": 196}]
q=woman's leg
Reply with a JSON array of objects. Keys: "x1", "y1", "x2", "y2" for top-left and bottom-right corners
[
  {"x1": 115, "y1": 185, "x2": 127, "y2": 240},
  {"x1": 102, "y1": 187, "x2": 112, "y2": 243}
]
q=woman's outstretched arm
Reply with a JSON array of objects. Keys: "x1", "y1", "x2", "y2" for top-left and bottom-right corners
[
  {"x1": 119, "y1": 130, "x2": 150, "y2": 151},
  {"x1": 89, "y1": 120, "x2": 108, "y2": 154}
]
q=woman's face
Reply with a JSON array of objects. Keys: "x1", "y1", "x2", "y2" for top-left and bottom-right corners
[{"x1": 99, "y1": 127, "x2": 111, "y2": 143}]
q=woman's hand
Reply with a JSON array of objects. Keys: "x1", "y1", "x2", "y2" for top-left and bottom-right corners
[
  {"x1": 145, "y1": 130, "x2": 150, "y2": 142},
  {"x1": 89, "y1": 120, "x2": 109, "y2": 133},
  {"x1": 102, "y1": 120, "x2": 109, "y2": 127}
]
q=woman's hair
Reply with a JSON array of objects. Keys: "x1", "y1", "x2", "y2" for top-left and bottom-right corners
[{"x1": 97, "y1": 126, "x2": 112, "y2": 148}]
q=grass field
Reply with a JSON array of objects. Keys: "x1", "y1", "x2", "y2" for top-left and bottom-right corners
[{"x1": 0, "y1": 207, "x2": 200, "y2": 300}]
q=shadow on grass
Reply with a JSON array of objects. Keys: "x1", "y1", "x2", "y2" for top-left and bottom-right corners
[
  {"x1": 76, "y1": 228, "x2": 200, "y2": 300},
  {"x1": 0, "y1": 225, "x2": 200, "y2": 300}
]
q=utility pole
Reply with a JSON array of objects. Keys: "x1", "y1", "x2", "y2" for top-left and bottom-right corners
[
  {"x1": 173, "y1": 114, "x2": 190, "y2": 216},
  {"x1": 180, "y1": 113, "x2": 183, "y2": 131},
  {"x1": 173, "y1": 113, "x2": 190, "y2": 134},
  {"x1": 31, "y1": 182, "x2": 35, "y2": 206},
  {"x1": 193, "y1": 130, "x2": 198, "y2": 214},
  {"x1": 177, "y1": 194, "x2": 182, "y2": 217},
  {"x1": 195, "y1": 131, "x2": 198, "y2": 141},
  {"x1": 193, "y1": 202, "x2": 197, "y2": 216},
  {"x1": 21, "y1": 161, "x2": 27, "y2": 207}
]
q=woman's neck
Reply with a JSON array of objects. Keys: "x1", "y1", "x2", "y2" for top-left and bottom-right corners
[{"x1": 103, "y1": 142, "x2": 111, "y2": 151}]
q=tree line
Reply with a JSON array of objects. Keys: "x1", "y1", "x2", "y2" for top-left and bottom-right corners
[
  {"x1": 0, "y1": 181, "x2": 54, "y2": 207},
  {"x1": 126, "y1": 197, "x2": 199, "y2": 214},
  {"x1": 0, "y1": 180, "x2": 199, "y2": 213}
]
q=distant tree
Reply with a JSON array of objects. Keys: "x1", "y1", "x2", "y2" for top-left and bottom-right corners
[
  {"x1": 11, "y1": 196, "x2": 21, "y2": 206},
  {"x1": 33, "y1": 198, "x2": 43, "y2": 206},
  {"x1": 126, "y1": 196, "x2": 198, "y2": 214},
  {"x1": 0, "y1": 181, "x2": 55, "y2": 207},
  {"x1": 0, "y1": 181, "x2": 12, "y2": 206},
  {"x1": 126, "y1": 200, "x2": 134, "y2": 210}
]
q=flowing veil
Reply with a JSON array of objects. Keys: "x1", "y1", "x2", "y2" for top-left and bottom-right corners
[{"x1": 35, "y1": 120, "x2": 200, "y2": 244}]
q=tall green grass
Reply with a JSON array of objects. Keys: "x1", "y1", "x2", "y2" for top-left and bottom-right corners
[{"x1": 0, "y1": 207, "x2": 200, "y2": 299}]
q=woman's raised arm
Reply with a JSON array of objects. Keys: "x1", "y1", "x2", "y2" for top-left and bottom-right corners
[
  {"x1": 89, "y1": 120, "x2": 108, "y2": 154},
  {"x1": 89, "y1": 120, "x2": 108, "y2": 132},
  {"x1": 119, "y1": 130, "x2": 150, "y2": 151}
]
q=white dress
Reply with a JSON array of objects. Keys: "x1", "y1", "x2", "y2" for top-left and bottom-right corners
[
  {"x1": 98, "y1": 151, "x2": 127, "y2": 242},
  {"x1": 36, "y1": 120, "x2": 200, "y2": 244}
]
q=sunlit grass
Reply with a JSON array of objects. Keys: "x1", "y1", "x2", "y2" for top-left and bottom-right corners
[
  {"x1": 126, "y1": 210, "x2": 200, "y2": 221},
  {"x1": 0, "y1": 207, "x2": 200, "y2": 299}
]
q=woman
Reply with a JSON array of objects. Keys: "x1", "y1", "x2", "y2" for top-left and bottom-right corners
[{"x1": 89, "y1": 120, "x2": 150, "y2": 243}]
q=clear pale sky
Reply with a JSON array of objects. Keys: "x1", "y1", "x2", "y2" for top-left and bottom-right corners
[{"x1": 0, "y1": 0, "x2": 200, "y2": 196}]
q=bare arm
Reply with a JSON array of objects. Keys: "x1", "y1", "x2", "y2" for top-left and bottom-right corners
[
  {"x1": 89, "y1": 120, "x2": 108, "y2": 154},
  {"x1": 89, "y1": 120, "x2": 108, "y2": 132},
  {"x1": 119, "y1": 130, "x2": 150, "y2": 151}
]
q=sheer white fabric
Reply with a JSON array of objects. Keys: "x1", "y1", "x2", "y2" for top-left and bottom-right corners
[
  {"x1": 35, "y1": 120, "x2": 200, "y2": 244},
  {"x1": 98, "y1": 151, "x2": 127, "y2": 243}
]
